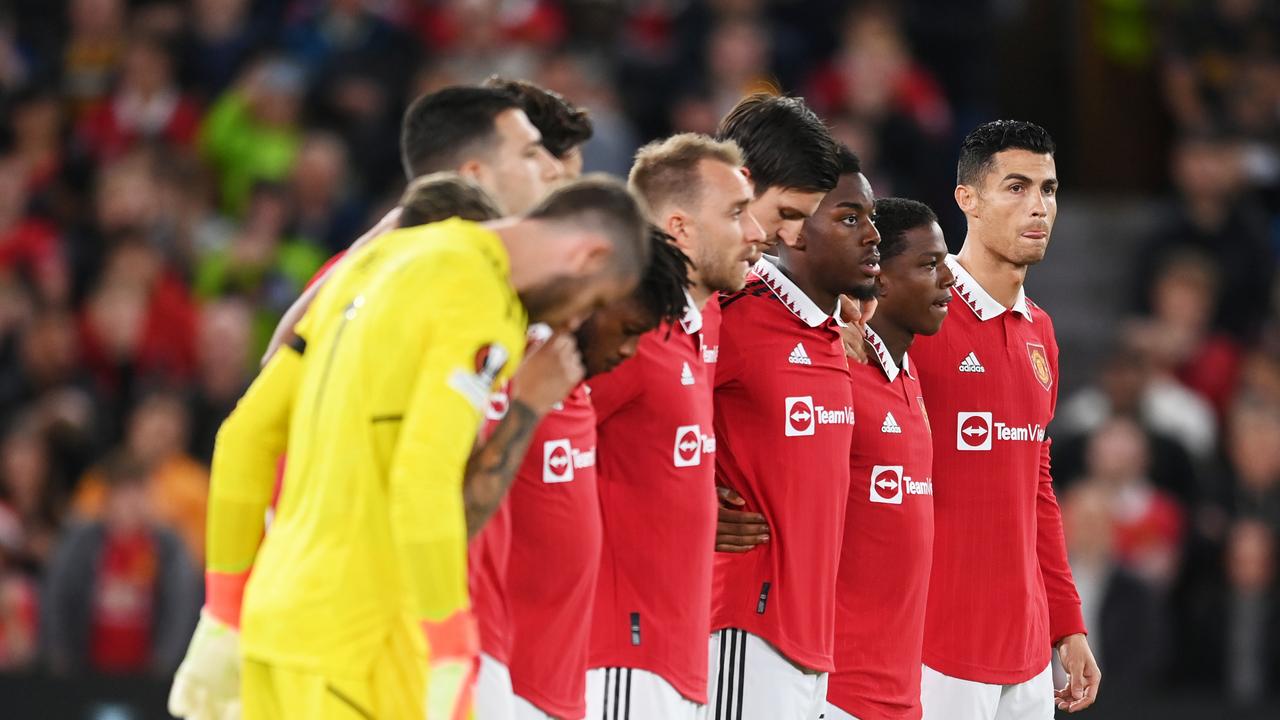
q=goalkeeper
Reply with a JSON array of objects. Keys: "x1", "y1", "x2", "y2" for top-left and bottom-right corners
[{"x1": 170, "y1": 176, "x2": 649, "y2": 720}]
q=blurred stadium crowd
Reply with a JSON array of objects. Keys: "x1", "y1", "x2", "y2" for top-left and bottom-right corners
[{"x1": 0, "y1": 0, "x2": 1278, "y2": 713}]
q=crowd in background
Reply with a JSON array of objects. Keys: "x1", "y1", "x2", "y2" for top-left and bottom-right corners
[{"x1": 0, "y1": 0, "x2": 1278, "y2": 712}]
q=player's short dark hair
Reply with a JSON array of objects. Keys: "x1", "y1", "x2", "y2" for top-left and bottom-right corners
[
  {"x1": 398, "y1": 172, "x2": 503, "y2": 227},
  {"x1": 873, "y1": 198, "x2": 939, "y2": 263},
  {"x1": 526, "y1": 174, "x2": 651, "y2": 279},
  {"x1": 715, "y1": 93, "x2": 840, "y2": 195},
  {"x1": 636, "y1": 228, "x2": 693, "y2": 324},
  {"x1": 956, "y1": 120, "x2": 1056, "y2": 186},
  {"x1": 836, "y1": 144, "x2": 862, "y2": 177},
  {"x1": 400, "y1": 86, "x2": 522, "y2": 179},
  {"x1": 482, "y1": 77, "x2": 592, "y2": 159}
]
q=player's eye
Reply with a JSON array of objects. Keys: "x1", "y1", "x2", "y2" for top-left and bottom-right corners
[
  {"x1": 1043, "y1": 185, "x2": 1057, "y2": 196},
  {"x1": 1009, "y1": 184, "x2": 1024, "y2": 193},
  {"x1": 841, "y1": 214, "x2": 859, "y2": 227}
]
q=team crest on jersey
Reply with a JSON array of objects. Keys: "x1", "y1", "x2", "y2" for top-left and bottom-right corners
[{"x1": 1026, "y1": 342, "x2": 1052, "y2": 391}]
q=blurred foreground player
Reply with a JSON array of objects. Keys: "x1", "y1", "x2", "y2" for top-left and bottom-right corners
[
  {"x1": 174, "y1": 178, "x2": 649, "y2": 720},
  {"x1": 169, "y1": 171, "x2": 504, "y2": 720},
  {"x1": 825, "y1": 198, "x2": 954, "y2": 720},
  {"x1": 913, "y1": 121, "x2": 1100, "y2": 719},
  {"x1": 585, "y1": 134, "x2": 764, "y2": 719},
  {"x1": 706, "y1": 146, "x2": 879, "y2": 719},
  {"x1": 464, "y1": 77, "x2": 597, "y2": 720},
  {"x1": 494, "y1": 235, "x2": 694, "y2": 720}
]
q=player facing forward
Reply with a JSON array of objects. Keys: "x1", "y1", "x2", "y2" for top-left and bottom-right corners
[
  {"x1": 584, "y1": 134, "x2": 764, "y2": 719},
  {"x1": 182, "y1": 178, "x2": 649, "y2": 720},
  {"x1": 825, "y1": 198, "x2": 954, "y2": 720},
  {"x1": 911, "y1": 121, "x2": 1100, "y2": 718},
  {"x1": 706, "y1": 146, "x2": 879, "y2": 719}
]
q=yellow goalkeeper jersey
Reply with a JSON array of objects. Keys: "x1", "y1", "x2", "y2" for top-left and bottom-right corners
[{"x1": 234, "y1": 218, "x2": 527, "y2": 675}]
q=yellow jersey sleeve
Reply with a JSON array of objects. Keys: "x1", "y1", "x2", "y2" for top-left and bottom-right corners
[
  {"x1": 388, "y1": 255, "x2": 523, "y2": 625},
  {"x1": 203, "y1": 346, "x2": 302, "y2": 624}
]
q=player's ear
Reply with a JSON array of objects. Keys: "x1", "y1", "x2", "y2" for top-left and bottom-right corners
[
  {"x1": 739, "y1": 166, "x2": 757, "y2": 195},
  {"x1": 563, "y1": 233, "x2": 612, "y2": 277},
  {"x1": 664, "y1": 211, "x2": 694, "y2": 252},
  {"x1": 954, "y1": 184, "x2": 977, "y2": 215},
  {"x1": 457, "y1": 160, "x2": 487, "y2": 186}
]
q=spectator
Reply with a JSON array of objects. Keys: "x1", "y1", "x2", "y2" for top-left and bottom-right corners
[
  {"x1": 1062, "y1": 482, "x2": 1164, "y2": 696},
  {"x1": 43, "y1": 451, "x2": 199, "y2": 677},
  {"x1": 1128, "y1": 250, "x2": 1244, "y2": 419},
  {"x1": 75, "y1": 32, "x2": 202, "y2": 164},
  {"x1": 78, "y1": 236, "x2": 199, "y2": 407},
  {"x1": 1132, "y1": 134, "x2": 1274, "y2": 341},
  {"x1": 61, "y1": 0, "x2": 126, "y2": 116},
  {"x1": 0, "y1": 502, "x2": 38, "y2": 671},
  {"x1": 1059, "y1": 337, "x2": 1217, "y2": 465},
  {"x1": 193, "y1": 181, "x2": 325, "y2": 355},
  {"x1": 187, "y1": 298, "x2": 253, "y2": 464},
  {"x1": 1215, "y1": 397, "x2": 1280, "y2": 530},
  {"x1": 71, "y1": 390, "x2": 207, "y2": 564},
  {"x1": 179, "y1": 0, "x2": 267, "y2": 99},
  {"x1": 0, "y1": 414, "x2": 64, "y2": 575},
  {"x1": 197, "y1": 57, "x2": 305, "y2": 216},
  {"x1": 0, "y1": 153, "x2": 68, "y2": 307},
  {"x1": 288, "y1": 132, "x2": 366, "y2": 253},
  {"x1": 1181, "y1": 518, "x2": 1280, "y2": 706},
  {"x1": 1079, "y1": 416, "x2": 1187, "y2": 590},
  {"x1": 6, "y1": 85, "x2": 68, "y2": 214}
]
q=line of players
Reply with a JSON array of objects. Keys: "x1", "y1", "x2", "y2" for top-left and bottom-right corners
[{"x1": 170, "y1": 76, "x2": 1103, "y2": 720}]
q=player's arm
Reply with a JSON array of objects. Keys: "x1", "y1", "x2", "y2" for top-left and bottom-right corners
[
  {"x1": 463, "y1": 332, "x2": 582, "y2": 536},
  {"x1": 169, "y1": 343, "x2": 303, "y2": 719},
  {"x1": 386, "y1": 265, "x2": 523, "y2": 718},
  {"x1": 1035, "y1": 332, "x2": 1101, "y2": 712},
  {"x1": 261, "y1": 207, "x2": 402, "y2": 365}
]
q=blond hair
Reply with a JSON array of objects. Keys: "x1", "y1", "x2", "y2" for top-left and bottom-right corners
[{"x1": 628, "y1": 133, "x2": 744, "y2": 217}]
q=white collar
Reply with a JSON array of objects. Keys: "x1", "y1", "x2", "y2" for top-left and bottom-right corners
[
  {"x1": 751, "y1": 256, "x2": 837, "y2": 328},
  {"x1": 678, "y1": 289, "x2": 702, "y2": 334},
  {"x1": 864, "y1": 326, "x2": 912, "y2": 383},
  {"x1": 946, "y1": 255, "x2": 1032, "y2": 322}
]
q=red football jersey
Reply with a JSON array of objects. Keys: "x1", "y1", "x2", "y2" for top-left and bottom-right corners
[
  {"x1": 468, "y1": 387, "x2": 518, "y2": 665},
  {"x1": 911, "y1": 257, "x2": 1085, "y2": 684},
  {"x1": 586, "y1": 297, "x2": 719, "y2": 703},
  {"x1": 828, "y1": 328, "x2": 934, "y2": 720},
  {"x1": 507, "y1": 384, "x2": 602, "y2": 718},
  {"x1": 711, "y1": 258, "x2": 853, "y2": 673}
]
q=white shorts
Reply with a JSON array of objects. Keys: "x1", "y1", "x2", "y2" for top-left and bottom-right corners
[
  {"x1": 705, "y1": 629, "x2": 828, "y2": 720},
  {"x1": 586, "y1": 667, "x2": 701, "y2": 720},
  {"x1": 474, "y1": 653, "x2": 516, "y2": 720},
  {"x1": 920, "y1": 663, "x2": 1054, "y2": 720},
  {"x1": 513, "y1": 693, "x2": 556, "y2": 720}
]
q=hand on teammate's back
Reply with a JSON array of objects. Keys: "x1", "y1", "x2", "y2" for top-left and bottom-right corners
[
  {"x1": 1055, "y1": 633, "x2": 1101, "y2": 713},
  {"x1": 509, "y1": 332, "x2": 584, "y2": 416},
  {"x1": 714, "y1": 486, "x2": 769, "y2": 553},
  {"x1": 837, "y1": 294, "x2": 877, "y2": 364}
]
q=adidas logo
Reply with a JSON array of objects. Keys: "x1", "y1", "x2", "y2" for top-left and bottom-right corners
[
  {"x1": 958, "y1": 352, "x2": 986, "y2": 373},
  {"x1": 788, "y1": 342, "x2": 812, "y2": 365},
  {"x1": 881, "y1": 412, "x2": 902, "y2": 434},
  {"x1": 681, "y1": 361, "x2": 695, "y2": 386}
]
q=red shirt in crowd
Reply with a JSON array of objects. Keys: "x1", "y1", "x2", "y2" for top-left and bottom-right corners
[
  {"x1": 89, "y1": 530, "x2": 157, "y2": 673},
  {"x1": 711, "y1": 258, "x2": 853, "y2": 673},
  {"x1": 828, "y1": 327, "x2": 934, "y2": 720},
  {"x1": 911, "y1": 257, "x2": 1085, "y2": 684},
  {"x1": 586, "y1": 296, "x2": 719, "y2": 702}
]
